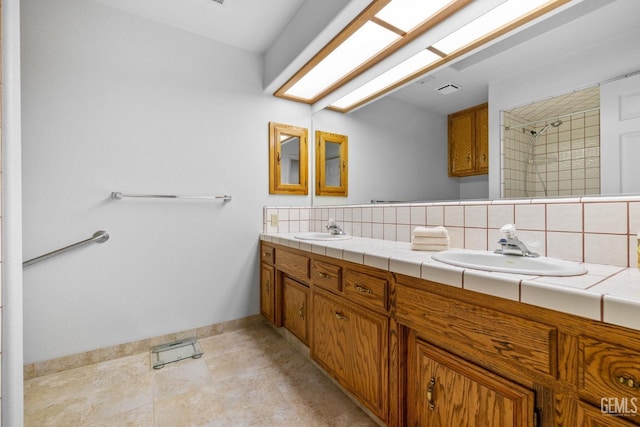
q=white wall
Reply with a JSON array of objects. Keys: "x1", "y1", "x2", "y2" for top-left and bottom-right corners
[
  {"x1": 20, "y1": 0, "x2": 312, "y2": 364},
  {"x1": 312, "y1": 97, "x2": 459, "y2": 205}
]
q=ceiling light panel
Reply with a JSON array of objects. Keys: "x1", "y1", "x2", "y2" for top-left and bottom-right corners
[
  {"x1": 284, "y1": 21, "x2": 401, "y2": 100},
  {"x1": 331, "y1": 49, "x2": 441, "y2": 110},
  {"x1": 375, "y1": 0, "x2": 454, "y2": 32},
  {"x1": 432, "y1": 0, "x2": 551, "y2": 54}
]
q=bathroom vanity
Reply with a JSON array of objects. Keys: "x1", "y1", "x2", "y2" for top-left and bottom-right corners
[{"x1": 260, "y1": 235, "x2": 640, "y2": 427}]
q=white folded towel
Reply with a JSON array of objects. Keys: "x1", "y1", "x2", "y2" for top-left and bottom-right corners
[
  {"x1": 411, "y1": 242, "x2": 450, "y2": 251},
  {"x1": 413, "y1": 226, "x2": 449, "y2": 238},
  {"x1": 412, "y1": 235, "x2": 451, "y2": 245}
]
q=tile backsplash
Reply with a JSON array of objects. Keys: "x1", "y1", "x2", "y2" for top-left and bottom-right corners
[{"x1": 265, "y1": 195, "x2": 640, "y2": 268}]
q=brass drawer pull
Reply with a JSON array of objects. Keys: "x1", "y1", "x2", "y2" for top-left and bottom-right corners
[
  {"x1": 355, "y1": 285, "x2": 373, "y2": 294},
  {"x1": 317, "y1": 272, "x2": 331, "y2": 279},
  {"x1": 334, "y1": 311, "x2": 348, "y2": 321},
  {"x1": 263, "y1": 252, "x2": 272, "y2": 258},
  {"x1": 617, "y1": 376, "x2": 639, "y2": 389},
  {"x1": 427, "y1": 377, "x2": 436, "y2": 410},
  {"x1": 299, "y1": 304, "x2": 305, "y2": 320},
  {"x1": 265, "y1": 280, "x2": 270, "y2": 295}
]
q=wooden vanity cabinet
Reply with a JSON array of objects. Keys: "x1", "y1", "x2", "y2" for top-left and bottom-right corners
[
  {"x1": 260, "y1": 241, "x2": 640, "y2": 426},
  {"x1": 448, "y1": 102, "x2": 488, "y2": 177},
  {"x1": 311, "y1": 287, "x2": 389, "y2": 421}
]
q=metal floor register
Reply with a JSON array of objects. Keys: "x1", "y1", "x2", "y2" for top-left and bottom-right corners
[{"x1": 151, "y1": 337, "x2": 203, "y2": 369}]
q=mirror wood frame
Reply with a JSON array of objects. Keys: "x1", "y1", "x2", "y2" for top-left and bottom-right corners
[
  {"x1": 315, "y1": 130, "x2": 348, "y2": 197},
  {"x1": 269, "y1": 122, "x2": 309, "y2": 195}
]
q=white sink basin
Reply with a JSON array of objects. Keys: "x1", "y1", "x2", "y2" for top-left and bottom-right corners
[
  {"x1": 294, "y1": 232, "x2": 352, "y2": 241},
  {"x1": 432, "y1": 250, "x2": 587, "y2": 276}
]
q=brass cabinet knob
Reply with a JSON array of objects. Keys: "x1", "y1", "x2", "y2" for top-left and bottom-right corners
[
  {"x1": 616, "y1": 375, "x2": 639, "y2": 389},
  {"x1": 334, "y1": 311, "x2": 348, "y2": 321},
  {"x1": 355, "y1": 285, "x2": 373, "y2": 294}
]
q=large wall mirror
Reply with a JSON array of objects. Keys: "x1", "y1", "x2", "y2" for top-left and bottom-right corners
[
  {"x1": 315, "y1": 130, "x2": 348, "y2": 197},
  {"x1": 269, "y1": 122, "x2": 308, "y2": 195}
]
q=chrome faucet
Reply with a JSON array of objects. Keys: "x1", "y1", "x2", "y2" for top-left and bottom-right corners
[
  {"x1": 326, "y1": 218, "x2": 346, "y2": 235},
  {"x1": 494, "y1": 224, "x2": 539, "y2": 258}
]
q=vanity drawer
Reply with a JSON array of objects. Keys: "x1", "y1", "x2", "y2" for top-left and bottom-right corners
[
  {"x1": 275, "y1": 249, "x2": 309, "y2": 282},
  {"x1": 261, "y1": 245, "x2": 275, "y2": 265},
  {"x1": 311, "y1": 260, "x2": 342, "y2": 293},
  {"x1": 344, "y1": 269, "x2": 388, "y2": 312},
  {"x1": 396, "y1": 284, "x2": 557, "y2": 377},
  {"x1": 579, "y1": 336, "x2": 640, "y2": 415}
]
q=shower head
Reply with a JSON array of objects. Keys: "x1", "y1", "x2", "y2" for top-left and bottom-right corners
[{"x1": 536, "y1": 119, "x2": 563, "y2": 136}]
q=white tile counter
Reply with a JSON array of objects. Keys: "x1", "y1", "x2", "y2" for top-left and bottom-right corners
[{"x1": 260, "y1": 233, "x2": 640, "y2": 331}]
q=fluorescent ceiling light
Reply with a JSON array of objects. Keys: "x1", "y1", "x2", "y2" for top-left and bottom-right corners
[
  {"x1": 284, "y1": 21, "x2": 400, "y2": 100},
  {"x1": 375, "y1": 0, "x2": 453, "y2": 32},
  {"x1": 331, "y1": 49, "x2": 441, "y2": 109},
  {"x1": 432, "y1": 0, "x2": 550, "y2": 54}
]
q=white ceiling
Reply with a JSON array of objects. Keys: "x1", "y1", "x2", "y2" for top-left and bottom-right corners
[
  {"x1": 387, "y1": 0, "x2": 640, "y2": 114},
  {"x1": 91, "y1": 0, "x2": 305, "y2": 54},
  {"x1": 91, "y1": 0, "x2": 640, "y2": 115}
]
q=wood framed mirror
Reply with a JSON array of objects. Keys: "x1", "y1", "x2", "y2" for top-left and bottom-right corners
[
  {"x1": 315, "y1": 130, "x2": 348, "y2": 197},
  {"x1": 269, "y1": 122, "x2": 309, "y2": 195}
]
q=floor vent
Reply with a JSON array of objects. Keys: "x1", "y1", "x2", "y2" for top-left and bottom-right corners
[{"x1": 151, "y1": 337, "x2": 203, "y2": 369}]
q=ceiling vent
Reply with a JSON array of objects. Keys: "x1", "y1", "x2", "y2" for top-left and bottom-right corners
[
  {"x1": 211, "y1": 0, "x2": 224, "y2": 4},
  {"x1": 436, "y1": 83, "x2": 461, "y2": 95}
]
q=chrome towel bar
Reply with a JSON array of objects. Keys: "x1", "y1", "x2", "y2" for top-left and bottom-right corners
[
  {"x1": 111, "y1": 192, "x2": 232, "y2": 201},
  {"x1": 23, "y1": 230, "x2": 109, "y2": 268}
]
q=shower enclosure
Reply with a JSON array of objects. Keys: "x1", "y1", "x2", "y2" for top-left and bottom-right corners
[{"x1": 501, "y1": 86, "x2": 601, "y2": 198}]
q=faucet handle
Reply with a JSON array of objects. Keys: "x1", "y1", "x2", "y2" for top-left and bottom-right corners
[
  {"x1": 327, "y1": 218, "x2": 336, "y2": 227},
  {"x1": 500, "y1": 223, "x2": 517, "y2": 239}
]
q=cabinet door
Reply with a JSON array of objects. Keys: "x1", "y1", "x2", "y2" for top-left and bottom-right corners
[
  {"x1": 260, "y1": 263, "x2": 276, "y2": 324},
  {"x1": 475, "y1": 105, "x2": 489, "y2": 173},
  {"x1": 282, "y1": 277, "x2": 308, "y2": 344},
  {"x1": 311, "y1": 290, "x2": 349, "y2": 381},
  {"x1": 410, "y1": 339, "x2": 534, "y2": 427},
  {"x1": 346, "y1": 302, "x2": 388, "y2": 419},
  {"x1": 311, "y1": 289, "x2": 388, "y2": 421},
  {"x1": 448, "y1": 112, "x2": 475, "y2": 176}
]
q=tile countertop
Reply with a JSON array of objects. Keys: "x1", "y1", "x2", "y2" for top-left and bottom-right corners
[{"x1": 260, "y1": 233, "x2": 640, "y2": 332}]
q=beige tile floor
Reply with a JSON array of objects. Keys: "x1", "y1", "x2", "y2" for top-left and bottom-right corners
[{"x1": 24, "y1": 322, "x2": 378, "y2": 426}]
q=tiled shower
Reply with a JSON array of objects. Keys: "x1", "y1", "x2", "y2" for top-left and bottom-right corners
[{"x1": 502, "y1": 86, "x2": 601, "y2": 198}]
